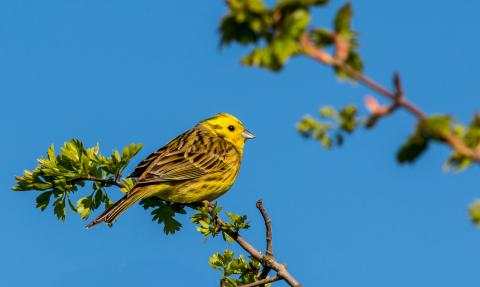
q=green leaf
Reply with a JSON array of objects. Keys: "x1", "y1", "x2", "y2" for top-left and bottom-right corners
[
  {"x1": 310, "y1": 28, "x2": 334, "y2": 48},
  {"x1": 469, "y1": 199, "x2": 480, "y2": 226},
  {"x1": 140, "y1": 198, "x2": 186, "y2": 235},
  {"x1": 339, "y1": 105, "x2": 358, "y2": 133},
  {"x1": 152, "y1": 206, "x2": 182, "y2": 234},
  {"x1": 444, "y1": 116, "x2": 480, "y2": 171},
  {"x1": 220, "y1": 0, "x2": 270, "y2": 46},
  {"x1": 445, "y1": 116, "x2": 480, "y2": 172},
  {"x1": 281, "y1": 8, "x2": 311, "y2": 39},
  {"x1": 418, "y1": 115, "x2": 453, "y2": 141},
  {"x1": 220, "y1": 16, "x2": 263, "y2": 45},
  {"x1": 121, "y1": 178, "x2": 136, "y2": 193},
  {"x1": 93, "y1": 189, "x2": 104, "y2": 209},
  {"x1": 298, "y1": 104, "x2": 362, "y2": 148},
  {"x1": 47, "y1": 144, "x2": 55, "y2": 161},
  {"x1": 190, "y1": 202, "x2": 225, "y2": 239},
  {"x1": 398, "y1": 115, "x2": 453, "y2": 164},
  {"x1": 120, "y1": 143, "x2": 142, "y2": 168},
  {"x1": 242, "y1": 37, "x2": 300, "y2": 71},
  {"x1": 319, "y1": 106, "x2": 336, "y2": 117},
  {"x1": 334, "y1": 49, "x2": 363, "y2": 80},
  {"x1": 397, "y1": 134, "x2": 429, "y2": 164},
  {"x1": 227, "y1": 213, "x2": 250, "y2": 232},
  {"x1": 36, "y1": 191, "x2": 52, "y2": 211},
  {"x1": 53, "y1": 198, "x2": 66, "y2": 221},
  {"x1": 77, "y1": 197, "x2": 92, "y2": 219},
  {"x1": 365, "y1": 115, "x2": 380, "y2": 129},
  {"x1": 464, "y1": 114, "x2": 480, "y2": 148},
  {"x1": 297, "y1": 115, "x2": 333, "y2": 148},
  {"x1": 334, "y1": 3, "x2": 352, "y2": 35},
  {"x1": 13, "y1": 139, "x2": 142, "y2": 221},
  {"x1": 67, "y1": 198, "x2": 77, "y2": 212},
  {"x1": 277, "y1": 0, "x2": 329, "y2": 10},
  {"x1": 345, "y1": 49, "x2": 363, "y2": 73},
  {"x1": 209, "y1": 249, "x2": 263, "y2": 286}
]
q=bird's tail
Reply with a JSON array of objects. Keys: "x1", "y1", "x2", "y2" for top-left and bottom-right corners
[{"x1": 85, "y1": 187, "x2": 151, "y2": 229}]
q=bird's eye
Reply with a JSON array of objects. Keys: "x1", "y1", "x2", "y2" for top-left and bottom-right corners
[{"x1": 228, "y1": 125, "x2": 235, "y2": 131}]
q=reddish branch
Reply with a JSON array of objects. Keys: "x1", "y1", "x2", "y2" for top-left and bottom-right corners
[
  {"x1": 205, "y1": 200, "x2": 302, "y2": 287},
  {"x1": 300, "y1": 34, "x2": 480, "y2": 162}
]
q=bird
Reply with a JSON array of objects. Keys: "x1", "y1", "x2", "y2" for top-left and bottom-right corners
[{"x1": 85, "y1": 113, "x2": 255, "y2": 228}]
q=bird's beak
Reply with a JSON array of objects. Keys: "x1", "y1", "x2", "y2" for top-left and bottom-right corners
[{"x1": 241, "y1": 130, "x2": 255, "y2": 139}]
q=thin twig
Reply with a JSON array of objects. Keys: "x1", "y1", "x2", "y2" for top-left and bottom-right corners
[
  {"x1": 301, "y1": 34, "x2": 424, "y2": 118},
  {"x1": 393, "y1": 72, "x2": 404, "y2": 99},
  {"x1": 256, "y1": 200, "x2": 273, "y2": 283},
  {"x1": 337, "y1": 60, "x2": 426, "y2": 119},
  {"x1": 236, "y1": 275, "x2": 282, "y2": 287},
  {"x1": 300, "y1": 34, "x2": 480, "y2": 163},
  {"x1": 204, "y1": 201, "x2": 302, "y2": 287},
  {"x1": 256, "y1": 200, "x2": 273, "y2": 257},
  {"x1": 68, "y1": 176, "x2": 125, "y2": 189}
]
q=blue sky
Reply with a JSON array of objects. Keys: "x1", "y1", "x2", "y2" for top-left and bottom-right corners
[{"x1": 1, "y1": 1, "x2": 480, "y2": 286}]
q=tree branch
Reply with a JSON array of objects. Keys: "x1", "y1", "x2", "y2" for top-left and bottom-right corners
[
  {"x1": 236, "y1": 275, "x2": 282, "y2": 287},
  {"x1": 256, "y1": 200, "x2": 273, "y2": 283},
  {"x1": 205, "y1": 201, "x2": 302, "y2": 287},
  {"x1": 300, "y1": 34, "x2": 480, "y2": 163},
  {"x1": 68, "y1": 176, "x2": 126, "y2": 189},
  {"x1": 256, "y1": 200, "x2": 273, "y2": 257},
  {"x1": 301, "y1": 34, "x2": 425, "y2": 119}
]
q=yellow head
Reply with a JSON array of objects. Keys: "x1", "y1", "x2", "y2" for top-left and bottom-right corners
[{"x1": 199, "y1": 113, "x2": 255, "y2": 152}]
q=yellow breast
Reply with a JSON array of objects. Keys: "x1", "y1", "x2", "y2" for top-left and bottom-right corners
[{"x1": 149, "y1": 157, "x2": 241, "y2": 203}]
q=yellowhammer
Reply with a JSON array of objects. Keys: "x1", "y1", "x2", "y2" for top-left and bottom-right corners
[{"x1": 86, "y1": 113, "x2": 254, "y2": 228}]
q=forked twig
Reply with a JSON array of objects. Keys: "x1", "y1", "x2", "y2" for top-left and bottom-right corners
[{"x1": 204, "y1": 200, "x2": 302, "y2": 287}]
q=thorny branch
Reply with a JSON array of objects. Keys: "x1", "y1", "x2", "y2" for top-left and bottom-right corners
[
  {"x1": 204, "y1": 200, "x2": 302, "y2": 287},
  {"x1": 300, "y1": 34, "x2": 480, "y2": 163}
]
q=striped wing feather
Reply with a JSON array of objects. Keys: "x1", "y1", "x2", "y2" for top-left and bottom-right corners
[{"x1": 129, "y1": 126, "x2": 233, "y2": 185}]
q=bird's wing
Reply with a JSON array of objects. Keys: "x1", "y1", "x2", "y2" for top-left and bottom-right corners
[
  {"x1": 130, "y1": 126, "x2": 235, "y2": 185},
  {"x1": 128, "y1": 146, "x2": 167, "y2": 178}
]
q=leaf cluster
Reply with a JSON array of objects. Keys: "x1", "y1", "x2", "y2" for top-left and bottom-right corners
[
  {"x1": 191, "y1": 202, "x2": 250, "y2": 242},
  {"x1": 140, "y1": 197, "x2": 186, "y2": 234},
  {"x1": 397, "y1": 115, "x2": 453, "y2": 164},
  {"x1": 12, "y1": 139, "x2": 269, "y2": 285},
  {"x1": 445, "y1": 114, "x2": 480, "y2": 171},
  {"x1": 221, "y1": 0, "x2": 363, "y2": 77},
  {"x1": 298, "y1": 109, "x2": 476, "y2": 172},
  {"x1": 221, "y1": 0, "x2": 328, "y2": 71},
  {"x1": 209, "y1": 250, "x2": 264, "y2": 287},
  {"x1": 12, "y1": 140, "x2": 142, "y2": 221},
  {"x1": 297, "y1": 104, "x2": 360, "y2": 148},
  {"x1": 190, "y1": 203, "x2": 260, "y2": 285},
  {"x1": 222, "y1": 0, "x2": 480, "y2": 236},
  {"x1": 310, "y1": 3, "x2": 363, "y2": 79},
  {"x1": 469, "y1": 199, "x2": 480, "y2": 226},
  {"x1": 300, "y1": 109, "x2": 480, "y2": 225}
]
